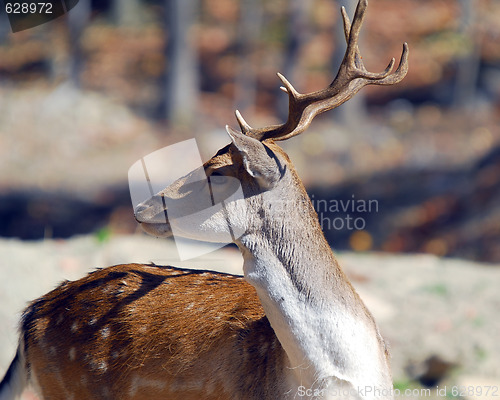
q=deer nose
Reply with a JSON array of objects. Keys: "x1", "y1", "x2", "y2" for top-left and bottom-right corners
[
  {"x1": 134, "y1": 197, "x2": 168, "y2": 224},
  {"x1": 134, "y1": 202, "x2": 156, "y2": 223}
]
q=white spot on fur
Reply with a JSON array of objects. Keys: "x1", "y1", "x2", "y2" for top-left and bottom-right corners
[
  {"x1": 95, "y1": 360, "x2": 107, "y2": 372},
  {"x1": 171, "y1": 377, "x2": 205, "y2": 393},
  {"x1": 88, "y1": 358, "x2": 107, "y2": 373},
  {"x1": 101, "y1": 326, "x2": 110, "y2": 339},
  {"x1": 259, "y1": 343, "x2": 269, "y2": 357},
  {"x1": 99, "y1": 361, "x2": 107, "y2": 372},
  {"x1": 89, "y1": 317, "x2": 97, "y2": 326},
  {"x1": 102, "y1": 286, "x2": 113, "y2": 294},
  {"x1": 69, "y1": 347, "x2": 76, "y2": 361},
  {"x1": 71, "y1": 322, "x2": 79, "y2": 332},
  {"x1": 129, "y1": 375, "x2": 166, "y2": 397}
]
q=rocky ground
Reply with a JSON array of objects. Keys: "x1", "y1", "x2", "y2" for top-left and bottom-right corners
[{"x1": 1, "y1": 234, "x2": 499, "y2": 399}]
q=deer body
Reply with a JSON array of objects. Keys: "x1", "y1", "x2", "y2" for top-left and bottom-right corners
[
  {"x1": 14, "y1": 264, "x2": 290, "y2": 400},
  {"x1": 0, "y1": 1, "x2": 407, "y2": 399}
]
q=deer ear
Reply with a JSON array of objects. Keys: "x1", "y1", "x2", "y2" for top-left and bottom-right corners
[{"x1": 225, "y1": 125, "x2": 282, "y2": 190}]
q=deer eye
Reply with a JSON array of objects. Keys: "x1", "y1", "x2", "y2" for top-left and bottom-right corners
[{"x1": 209, "y1": 172, "x2": 228, "y2": 185}]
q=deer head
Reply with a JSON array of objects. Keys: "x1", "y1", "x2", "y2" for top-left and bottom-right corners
[{"x1": 134, "y1": 0, "x2": 408, "y2": 248}]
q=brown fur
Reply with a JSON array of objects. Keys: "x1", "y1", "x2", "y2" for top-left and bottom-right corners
[{"x1": 22, "y1": 264, "x2": 289, "y2": 400}]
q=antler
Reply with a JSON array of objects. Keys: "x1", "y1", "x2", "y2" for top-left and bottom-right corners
[{"x1": 233, "y1": 0, "x2": 409, "y2": 142}]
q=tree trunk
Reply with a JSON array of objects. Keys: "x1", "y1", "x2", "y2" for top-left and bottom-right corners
[
  {"x1": 234, "y1": 0, "x2": 263, "y2": 119},
  {"x1": 163, "y1": 0, "x2": 199, "y2": 127},
  {"x1": 0, "y1": 8, "x2": 10, "y2": 43},
  {"x1": 112, "y1": 0, "x2": 143, "y2": 27},
  {"x1": 453, "y1": 0, "x2": 480, "y2": 111},
  {"x1": 67, "y1": 0, "x2": 91, "y2": 87},
  {"x1": 278, "y1": 0, "x2": 310, "y2": 121}
]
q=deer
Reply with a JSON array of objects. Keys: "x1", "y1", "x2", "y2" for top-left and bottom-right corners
[{"x1": 0, "y1": 1, "x2": 408, "y2": 399}]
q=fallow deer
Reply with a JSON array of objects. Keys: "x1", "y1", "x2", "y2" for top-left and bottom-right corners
[{"x1": 0, "y1": 1, "x2": 408, "y2": 399}]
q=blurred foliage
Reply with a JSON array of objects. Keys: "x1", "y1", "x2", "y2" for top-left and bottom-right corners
[
  {"x1": 0, "y1": 0, "x2": 499, "y2": 114},
  {"x1": 94, "y1": 226, "x2": 112, "y2": 244}
]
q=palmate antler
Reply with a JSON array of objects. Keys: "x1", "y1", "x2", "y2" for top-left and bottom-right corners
[{"x1": 233, "y1": 0, "x2": 409, "y2": 142}]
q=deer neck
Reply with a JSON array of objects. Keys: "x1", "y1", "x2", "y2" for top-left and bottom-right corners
[{"x1": 236, "y1": 180, "x2": 392, "y2": 395}]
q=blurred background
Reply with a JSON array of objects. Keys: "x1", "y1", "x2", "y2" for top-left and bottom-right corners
[
  {"x1": 0, "y1": 0, "x2": 499, "y2": 261},
  {"x1": 1, "y1": 0, "x2": 500, "y2": 395}
]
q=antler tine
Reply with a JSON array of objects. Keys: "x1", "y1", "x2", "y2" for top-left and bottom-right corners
[
  {"x1": 371, "y1": 42, "x2": 409, "y2": 85},
  {"x1": 341, "y1": 6, "x2": 351, "y2": 43},
  {"x1": 339, "y1": 0, "x2": 392, "y2": 81},
  {"x1": 277, "y1": 72, "x2": 301, "y2": 99},
  {"x1": 235, "y1": 110, "x2": 252, "y2": 135},
  {"x1": 343, "y1": 0, "x2": 367, "y2": 68},
  {"x1": 231, "y1": 0, "x2": 409, "y2": 142}
]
